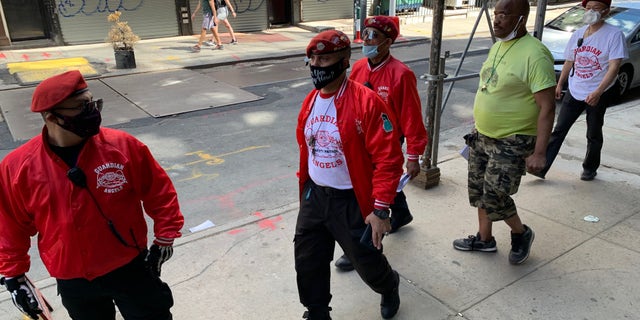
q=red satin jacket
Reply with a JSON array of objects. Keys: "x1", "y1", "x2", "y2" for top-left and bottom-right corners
[
  {"x1": 297, "y1": 79, "x2": 404, "y2": 219},
  {"x1": 0, "y1": 127, "x2": 184, "y2": 280},
  {"x1": 350, "y1": 55, "x2": 428, "y2": 160}
]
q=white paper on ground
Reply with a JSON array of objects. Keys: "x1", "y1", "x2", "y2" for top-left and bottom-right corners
[
  {"x1": 397, "y1": 173, "x2": 411, "y2": 192},
  {"x1": 189, "y1": 220, "x2": 216, "y2": 233}
]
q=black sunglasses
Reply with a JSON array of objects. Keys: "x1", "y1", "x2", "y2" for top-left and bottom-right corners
[{"x1": 53, "y1": 99, "x2": 103, "y2": 113}]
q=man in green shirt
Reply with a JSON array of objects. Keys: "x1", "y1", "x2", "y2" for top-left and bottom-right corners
[{"x1": 452, "y1": 0, "x2": 556, "y2": 265}]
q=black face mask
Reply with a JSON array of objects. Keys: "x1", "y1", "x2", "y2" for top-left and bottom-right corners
[
  {"x1": 309, "y1": 58, "x2": 346, "y2": 90},
  {"x1": 51, "y1": 99, "x2": 103, "y2": 138}
]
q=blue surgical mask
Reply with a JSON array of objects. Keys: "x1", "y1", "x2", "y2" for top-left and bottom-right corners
[{"x1": 362, "y1": 45, "x2": 379, "y2": 59}]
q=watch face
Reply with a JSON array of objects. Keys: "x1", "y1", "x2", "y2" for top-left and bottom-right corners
[{"x1": 374, "y1": 209, "x2": 389, "y2": 219}]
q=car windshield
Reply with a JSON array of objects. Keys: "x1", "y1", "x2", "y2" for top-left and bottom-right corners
[{"x1": 546, "y1": 5, "x2": 638, "y2": 36}]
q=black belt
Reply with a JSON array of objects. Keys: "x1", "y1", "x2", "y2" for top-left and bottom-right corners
[{"x1": 310, "y1": 180, "x2": 355, "y2": 198}]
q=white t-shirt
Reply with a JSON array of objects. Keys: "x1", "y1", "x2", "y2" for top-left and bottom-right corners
[
  {"x1": 564, "y1": 23, "x2": 628, "y2": 100},
  {"x1": 305, "y1": 93, "x2": 352, "y2": 189}
]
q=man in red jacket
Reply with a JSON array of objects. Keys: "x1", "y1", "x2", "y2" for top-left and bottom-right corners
[
  {"x1": 335, "y1": 15, "x2": 428, "y2": 271},
  {"x1": 295, "y1": 30, "x2": 404, "y2": 319},
  {"x1": 0, "y1": 70, "x2": 184, "y2": 320}
]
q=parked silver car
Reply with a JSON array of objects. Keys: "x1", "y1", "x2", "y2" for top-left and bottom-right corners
[{"x1": 541, "y1": 1, "x2": 640, "y2": 97}]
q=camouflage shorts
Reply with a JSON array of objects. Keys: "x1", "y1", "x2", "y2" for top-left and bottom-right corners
[{"x1": 467, "y1": 132, "x2": 536, "y2": 221}]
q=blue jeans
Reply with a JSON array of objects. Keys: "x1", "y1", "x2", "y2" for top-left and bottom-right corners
[{"x1": 541, "y1": 87, "x2": 615, "y2": 176}]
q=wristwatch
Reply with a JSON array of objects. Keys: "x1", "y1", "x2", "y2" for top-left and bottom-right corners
[{"x1": 373, "y1": 208, "x2": 390, "y2": 220}]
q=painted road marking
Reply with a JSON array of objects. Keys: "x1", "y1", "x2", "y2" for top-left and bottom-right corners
[
  {"x1": 7, "y1": 57, "x2": 100, "y2": 85},
  {"x1": 165, "y1": 145, "x2": 270, "y2": 182}
]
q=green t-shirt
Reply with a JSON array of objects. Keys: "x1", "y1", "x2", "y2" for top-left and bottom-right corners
[
  {"x1": 473, "y1": 34, "x2": 556, "y2": 138},
  {"x1": 201, "y1": 0, "x2": 213, "y2": 15}
]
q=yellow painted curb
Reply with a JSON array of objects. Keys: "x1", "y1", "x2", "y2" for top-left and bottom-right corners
[
  {"x1": 7, "y1": 57, "x2": 90, "y2": 74},
  {"x1": 6, "y1": 57, "x2": 99, "y2": 85}
]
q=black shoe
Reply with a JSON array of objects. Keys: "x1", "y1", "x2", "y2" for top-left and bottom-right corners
[
  {"x1": 380, "y1": 270, "x2": 400, "y2": 319},
  {"x1": 334, "y1": 254, "x2": 354, "y2": 271},
  {"x1": 302, "y1": 306, "x2": 332, "y2": 320},
  {"x1": 527, "y1": 169, "x2": 545, "y2": 179},
  {"x1": 581, "y1": 170, "x2": 597, "y2": 181},
  {"x1": 509, "y1": 225, "x2": 535, "y2": 265},
  {"x1": 453, "y1": 233, "x2": 497, "y2": 252},
  {"x1": 390, "y1": 213, "x2": 413, "y2": 233}
]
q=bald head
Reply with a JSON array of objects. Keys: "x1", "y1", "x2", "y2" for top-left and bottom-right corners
[
  {"x1": 499, "y1": 0, "x2": 530, "y2": 16},
  {"x1": 493, "y1": 0, "x2": 530, "y2": 39}
]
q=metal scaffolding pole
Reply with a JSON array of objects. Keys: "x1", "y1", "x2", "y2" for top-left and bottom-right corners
[
  {"x1": 533, "y1": 0, "x2": 548, "y2": 40},
  {"x1": 442, "y1": 0, "x2": 494, "y2": 110},
  {"x1": 415, "y1": 0, "x2": 445, "y2": 189}
]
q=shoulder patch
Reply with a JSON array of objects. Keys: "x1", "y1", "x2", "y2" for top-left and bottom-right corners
[{"x1": 381, "y1": 113, "x2": 393, "y2": 133}]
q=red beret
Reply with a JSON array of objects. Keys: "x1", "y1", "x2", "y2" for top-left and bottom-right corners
[
  {"x1": 31, "y1": 70, "x2": 88, "y2": 112},
  {"x1": 582, "y1": 0, "x2": 611, "y2": 7},
  {"x1": 306, "y1": 30, "x2": 351, "y2": 58},
  {"x1": 365, "y1": 16, "x2": 399, "y2": 43}
]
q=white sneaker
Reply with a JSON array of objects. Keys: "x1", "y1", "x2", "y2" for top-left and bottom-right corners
[{"x1": 204, "y1": 41, "x2": 216, "y2": 46}]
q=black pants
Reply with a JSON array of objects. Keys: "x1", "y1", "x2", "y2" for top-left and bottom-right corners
[
  {"x1": 294, "y1": 180, "x2": 397, "y2": 309},
  {"x1": 57, "y1": 252, "x2": 173, "y2": 320},
  {"x1": 541, "y1": 87, "x2": 615, "y2": 176},
  {"x1": 392, "y1": 136, "x2": 412, "y2": 220},
  {"x1": 390, "y1": 190, "x2": 410, "y2": 220}
]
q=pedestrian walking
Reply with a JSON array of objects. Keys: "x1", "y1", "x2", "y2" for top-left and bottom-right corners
[
  {"x1": 452, "y1": 0, "x2": 556, "y2": 265},
  {"x1": 529, "y1": 0, "x2": 628, "y2": 181},
  {"x1": 0, "y1": 70, "x2": 184, "y2": 320},
  {"x1": 334, "y1": 15, "x2": 428, "y2": 272},
  {"x1": 295, "y1": 30, "x2": 405, "y2": 319},
  {"x1": 210, "y1": 0, "x2": 239, "y2": 45},
  {"x1": 191, "y1": 0, "x2": 224, "y2": 51}
]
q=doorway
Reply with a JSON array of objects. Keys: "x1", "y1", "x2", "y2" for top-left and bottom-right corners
[
  {"x1": 3, "y1": 0, "x2": 48, "y2": 41},
  {"x1": 269, "y1": 0, "x2": 291, "y2": 26}
]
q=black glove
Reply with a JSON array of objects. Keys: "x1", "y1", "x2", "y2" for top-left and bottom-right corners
[
  {"x1": 0, "y1": 275, "x2": 43, "y2": 320},
  {"x1": 145, "y1": 244, "x2": 173, "y2": 277}
]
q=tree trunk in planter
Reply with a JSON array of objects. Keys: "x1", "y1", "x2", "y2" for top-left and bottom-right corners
[{"x1": 114, "y1": 49, "x2": 136, "y2": 69}]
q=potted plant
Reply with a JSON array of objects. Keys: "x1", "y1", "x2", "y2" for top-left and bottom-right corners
[{"x1": 106, "y1": 11, "x2": 140, "y2": 69}]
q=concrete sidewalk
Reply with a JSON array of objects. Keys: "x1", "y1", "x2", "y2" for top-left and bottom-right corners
[{"x1": 4, "y1": 100, "x2": 638, "y2": 320}]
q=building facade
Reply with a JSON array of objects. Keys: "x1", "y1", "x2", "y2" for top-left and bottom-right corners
[{"x1": 0, "y1": 0, "x2": 352, "y2": 47}]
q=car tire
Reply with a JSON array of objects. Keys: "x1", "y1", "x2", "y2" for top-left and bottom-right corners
[{"x1": 616, "y1": 66, "x2": 632, "y2": 97}]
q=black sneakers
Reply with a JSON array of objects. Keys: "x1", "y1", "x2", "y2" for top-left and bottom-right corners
[
  {"x1": 528, "y1": 169, "x2": 546, "y2": 179},
  {"x1": 380, "y1": 270, "x2": 400, "y2": 319},
  {"x1": 453, "y1": 233, "x2": 497, "y2": 252},
  {"x1": 509, "y1": 224, "x2": 535, "y2": 265},
  {"x1": 334, "y1": 254, "x2": 354, "y2": 271},
  {"x1": 581, "y1": 170, "x2": 597, "y2": 181},
  {"x1": 302, "y1": 306, "x2": 332, "y2": 320},
  {"x1": 390, "y1": 212, "x2": 413, "y2": 233}
]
